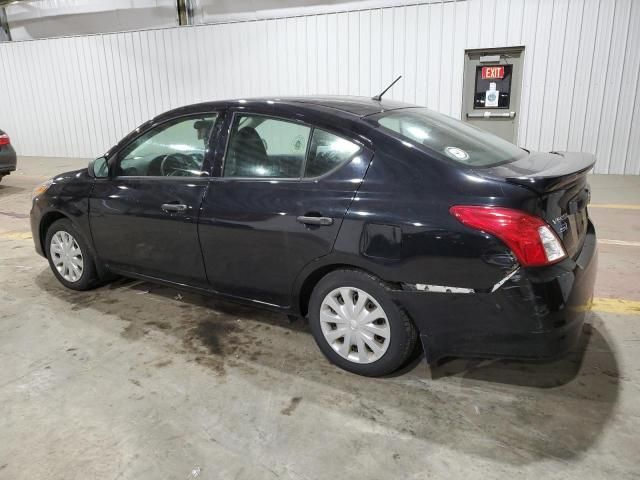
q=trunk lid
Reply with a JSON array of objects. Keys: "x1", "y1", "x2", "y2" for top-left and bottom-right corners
[{"x1": 477, "y1": 151, "x2": 595, "y2": 259}]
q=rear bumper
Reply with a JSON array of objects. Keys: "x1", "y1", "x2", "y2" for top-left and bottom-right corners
[
  {"x1": 391, "y1": 221, "x2": 598, "y2": 363},
  {"x1": 0, "y1": 146, "x2": 17, "y2": 175}
]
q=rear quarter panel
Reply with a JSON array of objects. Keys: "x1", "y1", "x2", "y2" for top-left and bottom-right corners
[{"x1": 330, "y1": 129, "x2": 535, "y2": 291}]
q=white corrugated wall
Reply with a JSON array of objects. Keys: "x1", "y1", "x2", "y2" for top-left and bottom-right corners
[{"x1": 0, "y1": 0, "x2": 639, "y2": 174}]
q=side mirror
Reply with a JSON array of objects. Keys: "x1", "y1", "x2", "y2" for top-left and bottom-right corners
[{"x1": 89, "y1": 157, "x2": 109, "y2": 178}]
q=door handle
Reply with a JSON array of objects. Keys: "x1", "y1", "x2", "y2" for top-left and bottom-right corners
[
  {"x1": 161, "y1": 203, "x2": 188, "y2": 213},
  {"x1": 296, "y1": 215, "x2": 334, "y2": 226}
]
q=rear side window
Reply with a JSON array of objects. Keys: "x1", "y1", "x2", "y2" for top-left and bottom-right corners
[
  {"x1": 224, "y1": 115, "x2": 310, "y2": 178},
  {"x1": 305, "y1": 129, "x2": 361, "y2": 178},
  {"x1": 373, "y1": 108, "x2": 527, "y2": 167}
]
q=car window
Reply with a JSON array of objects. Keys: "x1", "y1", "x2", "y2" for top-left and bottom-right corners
[
  {"x1": 223, "y1": 115, "x2": 310, "y2": 178},
  {"x1": 372, "y1": 108, "x2": 527, "y2": 167},
  {"x1": 117, "y1": 114, "x2": 217, "y2": 177},
  {"x1": 304, "y1": 129, "x2": 361, "y2": 178}
]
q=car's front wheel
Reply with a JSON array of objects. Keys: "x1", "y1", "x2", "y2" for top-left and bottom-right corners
[
  {"x1": 45, "y1": 219, "x2": 99, "y2": 291},
  {"x1": 308, "y1": 269, "x2": 417, "y2": 376}
]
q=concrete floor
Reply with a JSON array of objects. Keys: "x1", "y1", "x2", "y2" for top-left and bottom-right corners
[{"x1": 1, "y1": 157, "x2": 639, "y2": 480}]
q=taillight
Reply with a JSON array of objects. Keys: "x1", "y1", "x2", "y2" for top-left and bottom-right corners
[
  {"x1": 450, "y1": 205, "x2": 567, "y2": 267},
  {"x1": 0, "y1": 133, "x2": 9, "y2": 146}
]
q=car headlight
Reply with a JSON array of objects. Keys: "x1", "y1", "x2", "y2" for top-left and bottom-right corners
[{"x1": 32, "y1": 179, "x2": 53, "y2": 200}]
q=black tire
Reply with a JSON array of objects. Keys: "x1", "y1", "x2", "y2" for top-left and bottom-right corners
[
  {"x1": 45, "y1": 218, "x2": 100, "y2": 291},
  {"x1": 308, "y1": 269, "x2": 417, "y2": 376}
]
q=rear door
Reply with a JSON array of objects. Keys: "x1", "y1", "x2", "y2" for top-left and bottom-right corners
[
  {"x1": 198, "y1": 111, "x2": 372, "y2": 307},
  {"x1": 89, "y1": 112, "x2": 222, "y2": 288}
]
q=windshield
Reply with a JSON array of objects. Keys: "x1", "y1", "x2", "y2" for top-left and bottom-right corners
[{"x1": 371, "y1": 108, "x2": 527, "y2": 167}]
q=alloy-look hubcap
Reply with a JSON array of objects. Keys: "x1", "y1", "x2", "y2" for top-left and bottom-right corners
[
  {"x1": 319, "y1": 287, "x2": 391, "y2": 364},
  {"x1": 50, "y1": 231, "x2": 84, "y2": 283}
]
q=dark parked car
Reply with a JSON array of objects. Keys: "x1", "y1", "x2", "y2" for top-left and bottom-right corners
[
  {"x1": 30, "y1": 96, "x2": 597, "y2": 376},
  {"x1": 0, "y1": 129, "x2": 17, "y2": 183}
]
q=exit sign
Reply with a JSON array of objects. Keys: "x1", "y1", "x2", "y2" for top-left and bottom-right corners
[{"x1": 481, "y1": 66, "x2": 505, "y2": 79}]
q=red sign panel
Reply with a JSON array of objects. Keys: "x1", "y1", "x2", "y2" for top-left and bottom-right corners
[{"x1": 481, "y1": 66, "x2": 505, "y2": 79}]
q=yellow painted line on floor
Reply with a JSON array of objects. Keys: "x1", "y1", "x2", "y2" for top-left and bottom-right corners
[
  {"x1": 592, "y1": 298, "x2": 640, "y2": 315},
  {"x1": 590, "y1": 204, "x2": 640, "y2": 210},
  {"x1": 0, "y1": 231, "x2": 32, "y2": 240},
  {"x1": 599, "y1": 239, "x2": 640, "y2": 247}
]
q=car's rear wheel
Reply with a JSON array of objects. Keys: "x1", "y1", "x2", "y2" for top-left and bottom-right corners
[
  {"x1": 45, "y1": 219, "x2": 99, "y2": 291},
  {"x1": 308, "y1": 269, "x2": 417, "y2": 376}
]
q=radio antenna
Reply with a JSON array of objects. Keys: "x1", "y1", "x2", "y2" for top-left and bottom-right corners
[{"x1": 372, "y1": 75, "x2": 402, "y2": 101}]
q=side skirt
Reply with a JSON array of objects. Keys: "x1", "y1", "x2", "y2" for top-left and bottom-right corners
[{"x1": 105, "y1": 266, "x2": 293, "y2": 315}]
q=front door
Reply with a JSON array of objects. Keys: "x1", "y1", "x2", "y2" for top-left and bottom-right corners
[
  {"x1": 198, "y1": 111, "x2": 372, "y2": 307},
  {"x1": 462, "y1": 47, "x2": 524, "y2": 143},
  {"x1": 89, "y1": 112, "x2": 220, "y2": 287}
]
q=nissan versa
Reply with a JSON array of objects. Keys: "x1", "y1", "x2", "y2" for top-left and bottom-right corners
[{"x1": 30, "y1": 96, "x2": 597, "y2": 376}]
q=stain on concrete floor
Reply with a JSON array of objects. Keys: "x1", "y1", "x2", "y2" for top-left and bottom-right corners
[{"x1": 280, "y1": 397, "x2": 302, "y2": 416}]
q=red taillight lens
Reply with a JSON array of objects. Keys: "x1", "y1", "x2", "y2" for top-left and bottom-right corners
[
  {"x1": 0, "y1": 133, "x2": 9, "y2": 146},
  {"x1": 450, "y1": 205, "x2": 567, "y2": 267}
]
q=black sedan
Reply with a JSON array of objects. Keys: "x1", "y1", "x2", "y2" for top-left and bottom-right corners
[
  {"x1": 0, "y1": 129, "x2": 17, "y2": 183},
  {"x1": 30, "y1": 96, "x2": 597, "y2": 376}
]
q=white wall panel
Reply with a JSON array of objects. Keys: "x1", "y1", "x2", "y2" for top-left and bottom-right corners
[
  {"x1": 552, "y1": 0, "x2": 584, "y2": 152},
  {"x1": 0, "y1": 0, "x2": 639, "y2": 174},
  {"x1": 514, "y1": 0, "x2": 538, "y2": 149},
  {"x1": 539, "y1": 0, "x2": 569, "y2": 153},
  {"x1": 618, "y1": 1, "x2": 640, "y2": 175},
  {"x1": 369, "y1": 8, "x2": 383, "y2": 95},
  {"x1": 598, "y1": 0, "x2": 632, "y2": 174},
  {"x1": 506, "y1": 0, "x2": 524, "y2": 45},
  {"x1": 450, "y1": 0, "x2": 468, "y2": 119},
  {"x1": 426, "y1": 3, "x2": 442, "y2": 109},
  {"x1": 582, "y1": 0, "x2": 616, "y2": 168}
]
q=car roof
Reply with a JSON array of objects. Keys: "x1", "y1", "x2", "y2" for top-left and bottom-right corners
[
  {"x1": 158, "y1": 95, "x2": 418, "y2": 121},
  {"x1": 282, "y1": 96, "x2": 417, "y2": 116}
]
